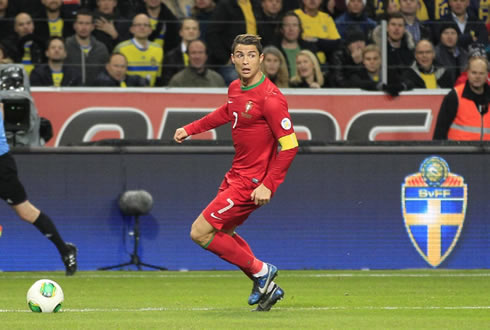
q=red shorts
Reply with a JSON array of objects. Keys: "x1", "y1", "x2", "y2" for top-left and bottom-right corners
[{"x1": 202, "y1": 171, "x2": 260, "y2": 231}]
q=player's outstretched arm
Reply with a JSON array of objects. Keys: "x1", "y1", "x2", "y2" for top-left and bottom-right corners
[{"x1": 174, "y1": 127, "x2": 189, "y2": 143}]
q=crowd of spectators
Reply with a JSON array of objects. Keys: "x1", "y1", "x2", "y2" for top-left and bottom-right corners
[{"x1": 0, "y1": 0, "x2": 488, "y2": 90}]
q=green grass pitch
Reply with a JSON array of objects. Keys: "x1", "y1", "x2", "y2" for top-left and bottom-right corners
[{"x1": 1, "y1": 270, "x2": 489, "y2": 329}]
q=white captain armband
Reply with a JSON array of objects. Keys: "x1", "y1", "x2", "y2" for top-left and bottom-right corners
[{"x1": 278, "y1": 133, "x2": 298, "y2": 151}]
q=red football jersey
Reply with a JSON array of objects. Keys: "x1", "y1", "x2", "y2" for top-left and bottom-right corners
[{"x1": 184, "y1": 75, "x2": 297, "y2": 193}]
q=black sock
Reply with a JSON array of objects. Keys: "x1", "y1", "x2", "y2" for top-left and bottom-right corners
[{"x1": 33, "y1": 212, "x2": 69, "y2": 256}]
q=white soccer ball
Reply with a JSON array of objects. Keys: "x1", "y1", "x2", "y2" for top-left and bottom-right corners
[{"x1": 26, "y1": 279, "x2": 64, "y2": 313}]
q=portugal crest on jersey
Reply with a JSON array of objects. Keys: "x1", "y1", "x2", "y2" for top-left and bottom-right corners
[
  {"x1": 245, "y1": 101, "x2": 253, "y2": 113},
  {"x1": 401, "y1": 156, "x2": 467, "y2": 267}
]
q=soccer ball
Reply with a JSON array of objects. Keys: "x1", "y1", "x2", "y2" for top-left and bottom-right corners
[{"x1": 26, "y1": 279, "x2": 64, "y2": 313}]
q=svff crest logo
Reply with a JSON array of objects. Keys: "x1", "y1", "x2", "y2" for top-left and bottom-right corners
[{"x1": 401, "y1": 156, "x2": 467, "y2": 267}]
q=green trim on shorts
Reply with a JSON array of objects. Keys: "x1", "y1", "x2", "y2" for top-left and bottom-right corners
[{"x1": 202, "y1": 232, "x2": 216, "y2": 249}]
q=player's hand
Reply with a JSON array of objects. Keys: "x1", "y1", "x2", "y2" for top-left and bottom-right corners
[
  {"x1": 174, "y1": 127, "x2": 189, "y2": 143},
  {"x1": 251, "y1": 184, "x2": 271, "y2": 206}
]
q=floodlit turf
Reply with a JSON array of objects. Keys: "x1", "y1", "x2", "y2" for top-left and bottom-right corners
[{"x1": 0, "y1": 270, "x2": 489, "y2": 329}]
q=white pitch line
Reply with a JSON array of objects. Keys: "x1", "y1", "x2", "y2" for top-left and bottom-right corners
[
  {"x1": 1, "y1": 306, "x2": 490, "y2": 313},
  {"x1": 287, "y1": 273, "x2": 490, "y2": 278},
  {"x1": 1, "y1": 273, "x2": 490, "y2": 279}
]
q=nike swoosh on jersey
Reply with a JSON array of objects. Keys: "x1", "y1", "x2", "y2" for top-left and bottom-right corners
[{"x1": 210, "y1": 212, "x2": 223, "y2": 220}]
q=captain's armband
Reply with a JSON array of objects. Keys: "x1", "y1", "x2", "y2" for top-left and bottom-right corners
[{"x1": 278, "y1": 133, "x2": 298, "y2": 151}]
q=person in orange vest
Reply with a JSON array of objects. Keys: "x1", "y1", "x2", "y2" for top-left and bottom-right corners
[{"x1": 433, "y1": 56, "x2": 490, "y2": 140}]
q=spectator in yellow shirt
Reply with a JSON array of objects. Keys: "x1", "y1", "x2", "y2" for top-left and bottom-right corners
[{"x1": 294, "y1": 0, "x2": 341, "y2": 64}]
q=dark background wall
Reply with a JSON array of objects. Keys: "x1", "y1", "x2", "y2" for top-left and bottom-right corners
[{"x1": 0, "y1": 146, "x2": 488, "y2": 271}]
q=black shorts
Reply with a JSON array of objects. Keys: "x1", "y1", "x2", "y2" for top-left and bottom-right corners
[{"x1": 0, "y1": 152, "x2": 27, "y2": 205}]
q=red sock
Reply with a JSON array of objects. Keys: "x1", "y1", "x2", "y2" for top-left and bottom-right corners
[
  {"x1": 205, "y1": 231, "x2": 263, "y2": 274},
  {"x1": 232, "y1": 233, "x2": 255, "y2": 257},
  {"x1": 232, "y1": 233, "x2": 255, "y2": 279}
]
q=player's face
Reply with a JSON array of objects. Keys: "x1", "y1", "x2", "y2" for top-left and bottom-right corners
[
  {"x1": 387, "y1": 18, "x2": 405, "y2": 42},
  {"x1": 46, "y1": 39, "x2": 66, "y2": 61},
  {"x1": 399, "y1": 0, "x2": 418, "y2": 16},
  {"x1": 281, "y1": 15, "x2": 301, "y2": 42},
  {"x1": 97, "y1": 0, "x2": 117, "y2": 15},
  {"x1": 467, "y1": 59, "x2": 488, "y2": 90},
  {"x1": 15, "y1": 13, "x2": 34, "y2": 37},
  {"x1": 296, "y1": 54, "x2": 313, "y2": 79},
  {"x1": 107, "y1": 54, "x2": 127, "y2": 81},
  {"x1": 74, "y1": 14, "x2": 94, "y2": 39},
  {"x1": 180, "y1": 19, "x2": 200, "y2": 42},
  {"x1": 449, "y1": 0, "x2": 469, "y2": 16},
  {"x1": 363, "y1": 51, "x2": 381, "y2": 74},
  {"x1": 263, "y1": 53, "x2": 281, "y2": 76},
  {"x1": 415, "y1": 41, "x2": 435, "y2": 71},
  {"x1": 440, "y1": 29, "x2": 458, "y2": 48},
  {"x1": 261, "y1": 0, "x2": 282, "y2": 16},
  {"x1": 231, "y1": 44, "x2": 263, "y2": 82}
]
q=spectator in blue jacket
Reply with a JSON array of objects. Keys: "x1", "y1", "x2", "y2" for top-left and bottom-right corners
[
  {"x1": 436, "y1": 0, "x2": 488, "y2": 52},
  {"x1": 335, "y1": 0, "x2": 376, "y2": 40},
  {"x1": 435, "y1": 22, "x2": 469, "y2": 86}
]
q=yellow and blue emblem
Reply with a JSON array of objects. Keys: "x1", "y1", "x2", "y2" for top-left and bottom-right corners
[{"x1": 401, "y1": 156, "x2": 467, "y2": 267}]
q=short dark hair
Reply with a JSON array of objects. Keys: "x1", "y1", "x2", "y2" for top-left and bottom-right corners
[
  {"x1": 75, "y1": 8, "x2": 94, "y2": 22},
  {"x1": 46, "y1": 36, "x2": 65, "y2": 49},
  {"x1": 186, "y1": 39, "x2": 207, "y2": 55},
  {"x1": 109, "y1": 52, "x2": 127, "y2": 64},
  {"x1": 280, "y1": 11, "x2": 303, "y2": 36},
  {"x1": 231, "y1": 34, "x2": 263, "y2": 54},
  {"x1": 387, "y1": 11, "x2": 405, "y2": 23}
]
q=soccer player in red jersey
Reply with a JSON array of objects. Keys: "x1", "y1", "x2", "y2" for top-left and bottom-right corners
[{"x1": 174, "y1": 34, "x2": 298, "y2": 311}]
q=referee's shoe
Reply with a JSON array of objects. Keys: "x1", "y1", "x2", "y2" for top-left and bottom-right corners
[{"x1": 62, "y1": 243, "x2": 78, "y2": 276}]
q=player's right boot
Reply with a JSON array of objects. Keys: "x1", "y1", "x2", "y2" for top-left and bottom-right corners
[
  {"x1": 254, "y1": 284, "x2": 285, "y2": 312},
  {"x1": 248, "y1": 263, "x2": 278, "y2": 305},
  {"x1": 62, "y1": 243, "x2": 78, "y2": 276}
]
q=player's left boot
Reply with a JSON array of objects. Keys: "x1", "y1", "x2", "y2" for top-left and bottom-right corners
[
  {"x1": 248, "y1": 263, "x2": 278, "y2": 305},
  {"x1": 62, "y1": 242, "x2": 78, "y2": 276},
  {"x1": 254, "y1": 284, "x2": 285, "y2": 312}
]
